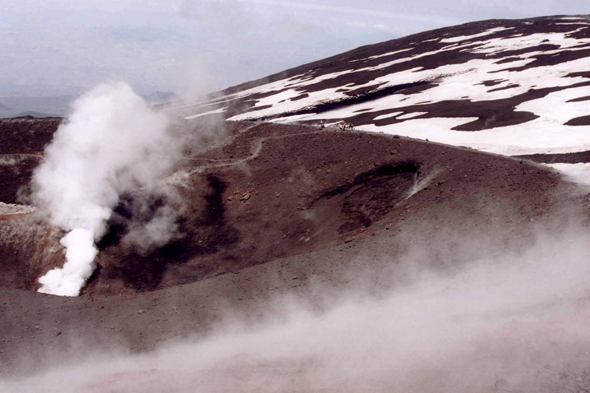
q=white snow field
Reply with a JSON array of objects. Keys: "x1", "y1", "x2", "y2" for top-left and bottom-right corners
[
  {"x1": 182, "y1": 17, "x2": 590, "y2": 182},
  {"x1": 546, "y1": 163, "x2": 590, "y2": 186}
]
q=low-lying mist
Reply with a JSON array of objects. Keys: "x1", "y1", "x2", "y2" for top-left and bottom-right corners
[{"x1": 3, "y1": 226, "x2": 590, "y2": 392}]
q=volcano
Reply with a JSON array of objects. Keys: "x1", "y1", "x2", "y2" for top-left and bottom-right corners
[
  {"x1": 3, "y1": 15, "x2": 590, "y2": 392},
  {"x1": 180, "y1": 16, "x2": 590, "y2": 161}
]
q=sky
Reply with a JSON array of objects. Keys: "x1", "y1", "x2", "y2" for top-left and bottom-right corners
[{"x1": 0, "y1": 0, "x2": 587, "y2": 97}]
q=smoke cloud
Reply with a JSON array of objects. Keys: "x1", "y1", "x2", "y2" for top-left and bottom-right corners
[{"x1": 32, "y1": 82, "x2": 185, "y2": 296}]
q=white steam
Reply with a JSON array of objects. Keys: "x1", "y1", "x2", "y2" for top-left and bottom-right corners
[
  {"x1": 6, "y1": 230, "x2": 590, "y2": 392},
  {"x1": 37, "y1": 229, "x2": 98, "y2": 297},
  {"x1": 33, "y1": 82, "x2": 184, "y2": 296}
]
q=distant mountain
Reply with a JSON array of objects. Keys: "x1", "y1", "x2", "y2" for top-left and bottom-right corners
[
  {"x1": 0, "y1": 90, "x2": 178, "y2": 118},
  {"x1": 143, "y1": 91, "x2": 178, "y2": 105},
  {"x1": 0, "y1": 96, "x2": 71, "y2": 118},
  {"x1": 12, "y1": 111, "x2": 61, "y2": 118},
  {"x1": 179, "y1": 15, "x2": 590, "y2": 163}
]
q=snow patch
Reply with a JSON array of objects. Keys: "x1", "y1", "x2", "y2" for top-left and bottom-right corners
[
  {"x1": 185, "y1": 107, "x2": 226, "y2": 120},
  {"x1": 546, "y1": 163, "x2": 590, "y2": 185},
  {"x1": 374, "y1": 112, "x2": 403, "y2": 121},
  {"x1": 365, "y1": 48, "x2": 414, "y2": 60}
]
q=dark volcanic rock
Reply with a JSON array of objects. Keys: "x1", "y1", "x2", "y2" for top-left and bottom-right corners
[
  {"x1": 0, "y1": 117, "x2": 585, "y2": 380},
  {"x1": 0, "y1": 119, "x2": 571, "y2": 297},
  {"x1": 0, "y1": 118, "x2": 60, "y2": 155},
  {"x1": 175, "y1": 15, "x2": 590, "y2": 159},
  {"x1": 516, "y1": 150, "x2": 590, "y2": 164},
  {"x1": 566, "y1": 115, "x2": 590, "y2": 126}
]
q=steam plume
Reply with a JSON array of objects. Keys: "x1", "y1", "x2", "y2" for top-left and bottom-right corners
[{"x1": 33, "y1": 82, "x2": 184, "y2": 296}]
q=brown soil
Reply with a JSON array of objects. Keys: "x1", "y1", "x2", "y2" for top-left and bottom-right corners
[
  {"x1": 1, "y1": 117, "x2": 588, "y2": 376},
  {"x1": 516, "y1": 150, "x2": 590, "y2": 164},
  {"x1": 0, "y1": 119, "x2": 573, "y2": 294},
  {"x1": 0, "y1": 118, "x2": 59, "y2": 155},
  {"x1": 92, "y1": 121, "x2": 573, "y2": 296}
]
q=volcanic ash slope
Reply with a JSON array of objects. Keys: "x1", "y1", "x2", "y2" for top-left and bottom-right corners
[
  {"x1": 180, "y1": 15, "x2": 590, "y2": 180},
  {"x1": 1, "y1": 117, "x2": 589, "y2": 379}
]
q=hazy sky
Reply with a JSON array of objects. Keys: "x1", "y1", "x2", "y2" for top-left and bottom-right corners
[{"x1": 0, "y1": 0, "x2": 587, "y2": 96}]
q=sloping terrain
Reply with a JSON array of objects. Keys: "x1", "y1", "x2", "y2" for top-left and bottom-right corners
[
  {"x1": 4, "y1": 15, "x2": 590, "y2": 392},
  {"x1": 0, "y1": 116, "x2": 588, "y2": 377},
  {"x1": 0, "y1": 118, "x2": 577, "y2": 296},
  {"x1": 179, "y1": 16, "x2": 590, "y2": 164}
]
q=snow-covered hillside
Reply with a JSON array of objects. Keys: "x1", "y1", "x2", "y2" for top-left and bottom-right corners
[{"x1": 178, "y1": 15, "x2": 590, "y2": 181}]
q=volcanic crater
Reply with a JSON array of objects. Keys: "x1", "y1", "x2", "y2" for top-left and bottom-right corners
[
  {"x1": 0, "y1": 116, "x2": 580, "y2": 298},
  {"x1": 3, "y1": 16, "x2": 590, "y2": 389}
]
